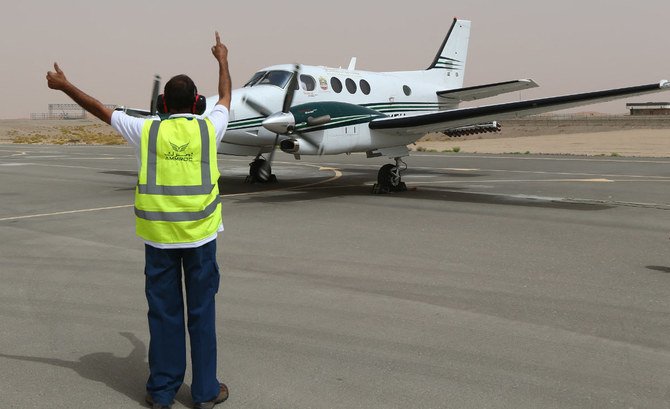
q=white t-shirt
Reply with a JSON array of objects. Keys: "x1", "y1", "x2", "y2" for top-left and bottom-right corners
[{"x1": 111, "y1": 105, "x2": 229, "y2": 249}]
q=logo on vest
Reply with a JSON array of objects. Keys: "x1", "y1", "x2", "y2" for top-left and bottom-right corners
[{"x1": 165, "y1": 141, "x2": 194, "y2": 162}]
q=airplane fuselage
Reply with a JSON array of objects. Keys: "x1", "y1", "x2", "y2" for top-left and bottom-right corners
[{"x1": 207, "y1": 64, "x2": 459, "y2": 156}]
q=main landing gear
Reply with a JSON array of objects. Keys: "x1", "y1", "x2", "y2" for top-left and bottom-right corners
[
  {"x1": 372, "y1": 157, "x2": 408, "y2": 194},
  {"x1": 246, "y1": 156, "x2": 277, "y2": 184}
]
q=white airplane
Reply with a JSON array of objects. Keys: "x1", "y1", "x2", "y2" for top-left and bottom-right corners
[{"x1": 136, "y1": 18, "x2": 669, "y2": 193}]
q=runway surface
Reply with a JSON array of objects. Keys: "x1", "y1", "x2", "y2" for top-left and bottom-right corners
[{"x1": 1, "y1": 144, "x2": 670, "y2": 409}]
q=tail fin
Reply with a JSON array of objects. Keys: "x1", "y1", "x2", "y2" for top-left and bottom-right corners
[{"x1": 427, "y1": 18, "x2": 471, "y2": 87}]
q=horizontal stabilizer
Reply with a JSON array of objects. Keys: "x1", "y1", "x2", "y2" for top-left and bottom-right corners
[{"x1": 437, "y1": 79, "x2": 539, "y2": 102}]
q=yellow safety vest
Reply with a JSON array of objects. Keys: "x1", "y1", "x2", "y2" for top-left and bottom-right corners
[{"x1": 134, "y1": 117, "x2": 221, "y2": 244}]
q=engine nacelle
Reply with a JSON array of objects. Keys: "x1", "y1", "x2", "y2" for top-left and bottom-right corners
[
  {"x1": 280, "y1": 138, "x2": 300, "y2": 154},
  {"x1": 279, "y1": 137, "x2": 327, "y2": 155}
]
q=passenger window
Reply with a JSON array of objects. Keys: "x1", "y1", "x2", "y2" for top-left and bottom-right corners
[
  {"x1": 346, "y1": 78, "x2": 357, "y2": 94},
  {"x1": 300, "y1": 75, "x2": 316, "y2": 91},
  {"x1": 331, "y1": 77, "x2": 343, "y2": 93},
  {"x1": 360, "y1": 79, "x2": 371, "y2": 95},
  {"x1": 403, "y1": 85, "x2": 412, "y2": 96}
]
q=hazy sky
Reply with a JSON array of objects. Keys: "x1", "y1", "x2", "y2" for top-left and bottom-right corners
[{"x1": 1, "y1": 0, "x2": 669, "y2": 119}]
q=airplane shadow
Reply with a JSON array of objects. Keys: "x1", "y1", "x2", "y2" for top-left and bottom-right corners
[
  {"x1": 0, "y1": 332, "x2": 192, "y2": 407},
  {"x1": 101, "y1": 170, "x2": 138, "y2": 178},
  {"x1": 99, "y1": 165, "x2": 612, "y2": 211},
  {"x1": 646, "y1": 265, "x2": 670, "y2": 273},
  {"x1": 225, "y1": 174, "x2": 612, "y2": 211}
]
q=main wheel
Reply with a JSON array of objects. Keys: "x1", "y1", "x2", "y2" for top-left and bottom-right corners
[
  {"x1": 377, "y1": 163, "x2": 400, "y2": 188},
  {"x1": 373, "y1": 163, "x2": 407, "y2": 193}
]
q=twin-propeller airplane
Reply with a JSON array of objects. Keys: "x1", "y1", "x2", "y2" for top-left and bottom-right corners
[{"x1": 126, "y1": 18, "x2": 669, "y2": 193}]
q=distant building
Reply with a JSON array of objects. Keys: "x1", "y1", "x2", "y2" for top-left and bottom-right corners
[{"x1": 626, "y1": 102, "x2": 670, "y2": 116}]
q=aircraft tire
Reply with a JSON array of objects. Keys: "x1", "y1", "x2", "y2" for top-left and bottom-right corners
[
  {"x1": 248, "y1": 158, "x2": 275, "y2": 183},
  {"x1": 376, "y1": 163, "x2": 406, "y2": 193}
]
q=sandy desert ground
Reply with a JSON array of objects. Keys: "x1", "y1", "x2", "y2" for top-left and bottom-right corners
[{"x1": 1, "y1": 117, "x2": 669, "y2": 157}]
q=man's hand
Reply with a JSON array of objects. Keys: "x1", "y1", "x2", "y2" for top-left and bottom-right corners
[
  {"x1": 212, "y1": 31, "x2": 232, "y2": 110},
  {"x1": 46, "y1": 63, "x2": 70, "y2": 91},
  {"x1": 45, "y1": 62, "x2": 113, "y2": 124},
  {"x1": 211, "y1": 31, "x2": 228, "y2": 64}
]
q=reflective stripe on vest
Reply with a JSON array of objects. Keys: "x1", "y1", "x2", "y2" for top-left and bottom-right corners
[{"x1": 135, "y1": 196, "x2": 220, "y2": 222}]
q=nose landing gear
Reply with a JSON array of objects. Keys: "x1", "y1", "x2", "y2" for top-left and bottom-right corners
[{"x1": 246, "y1": 156, "x2": 277, "y2": 184}]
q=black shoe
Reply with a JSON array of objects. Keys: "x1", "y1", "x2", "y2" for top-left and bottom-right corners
[
  {"x1": 145, "y1": 393, "x2": 172, "y2": 409},
  {"x1": 193, "y1": 383, "x2": 229, "y2": 409}
]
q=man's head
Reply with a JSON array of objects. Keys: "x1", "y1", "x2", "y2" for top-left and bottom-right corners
[{"x1": 164, "y1": 74, "x2": 198, "y2": 114}]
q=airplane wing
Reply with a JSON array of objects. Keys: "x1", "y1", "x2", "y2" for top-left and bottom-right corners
[
  {"x1": 369, "y1": 81, "x2": 670, "y2": 135},
  {"x1": 437, "y1": 79, "x2": 539, "y2": 102}
]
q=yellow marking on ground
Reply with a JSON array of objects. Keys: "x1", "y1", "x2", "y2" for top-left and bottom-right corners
[{"x1": 223, "y1": 166, "x2": 342, "y2": 198}]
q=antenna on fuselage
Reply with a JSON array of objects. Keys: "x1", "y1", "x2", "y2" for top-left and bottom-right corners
[
  {"x1": 150, "y1": 75, "x2": 161, "y2": 116},
  {"x1": 347, "y1": 57, "x2": 357, "y2": 71}
]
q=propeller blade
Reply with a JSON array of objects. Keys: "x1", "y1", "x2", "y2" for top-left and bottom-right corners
[
  {"x1": 282, "y1": 64, "x2": 301, "y2": 114},
  {"x1": 243, "y1": 96, "x2": 274, "y2": 117},
  {"x1": 150, "y1": 74, "x2": 161, "y2": 116}
]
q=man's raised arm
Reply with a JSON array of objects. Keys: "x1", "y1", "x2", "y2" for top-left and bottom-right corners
[
  {"x1": 46, "y1": 63, "x2": 114, "y2": 125},
  {"x1": 211, "y1": 31, "x2": 232, "y2": 110}
]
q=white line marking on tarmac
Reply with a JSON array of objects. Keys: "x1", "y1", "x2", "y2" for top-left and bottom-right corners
[
  {"x1": 413, "y1": 178, "x2": 616, "y2": 184},
  {"x1": 410, "y1": 178, "x2": 670, "y2": 185},
  {"x1": 411, "y1": 153, "x2": 670, "y2": 164},
  {"x1": 5, "y1": 163, "x2": 133, "y2": 172},
  {"x1": 0, "y1": 205, "x2": 134, "y2": 222},
  {"x1": 0, "y1": 166, "x2": 342, "y2": 221}
]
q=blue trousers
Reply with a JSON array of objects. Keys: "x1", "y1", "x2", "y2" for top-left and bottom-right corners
[{"x1": 144, "y1": 239, "x2": 221, "y2": 405}]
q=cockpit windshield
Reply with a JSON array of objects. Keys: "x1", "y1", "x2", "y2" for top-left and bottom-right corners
[
  {"x1": 243, "y1": 71, "x2": 265, "y2": 87},
  {"x1": 243, "y1": 70, "x2": 293, "y2": 89}
]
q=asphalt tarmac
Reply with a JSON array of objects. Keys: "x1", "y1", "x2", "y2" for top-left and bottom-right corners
[{"x1": 1, "y1": 144, "x2": 669, "y2": 409}]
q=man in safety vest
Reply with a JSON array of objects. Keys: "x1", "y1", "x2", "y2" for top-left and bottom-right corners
[{"x1": 46, "y1": 32, "x2": 232, "y2": 409}]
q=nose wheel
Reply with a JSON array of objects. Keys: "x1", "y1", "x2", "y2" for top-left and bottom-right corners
[
  {"x1": 246, "y1": 157, "x2": 277, "y2": 184},
  {"x1": 372, "y1": 157, "x2": 407, "y2": 194}
]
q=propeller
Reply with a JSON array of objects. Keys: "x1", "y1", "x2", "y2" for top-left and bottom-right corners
[
  {"x1": 150, "y1": 75, "x2": 161, "y2": 116},
  {"x1": 242, "y1": 65, "x2": 301, "y2": 181},
  {"x1": 241, "y1": 96, "x2": 273, "y2": 117}
]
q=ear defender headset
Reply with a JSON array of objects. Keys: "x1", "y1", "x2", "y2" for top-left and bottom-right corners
[{"x1": 157, "y1": 83, "x2": 207, "y2": 115}]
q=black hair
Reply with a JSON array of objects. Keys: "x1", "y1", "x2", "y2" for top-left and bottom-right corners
[{"x1": 164, "y1": 74, "x2": 197, "y2": 111}]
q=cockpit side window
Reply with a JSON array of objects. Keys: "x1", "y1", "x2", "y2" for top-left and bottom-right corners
[
  {"x1": 256, "y1": 70, "x2": 293, "y2": 89},
  {"x1": 244, "y1": 71, "x2": 265, "y2": 87}
]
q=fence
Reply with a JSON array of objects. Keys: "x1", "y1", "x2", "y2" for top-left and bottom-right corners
[
  {"x1": 30, "y1": 104, "x2": 117, "y2": 120},
  {"x1": 30, "y1": 112, "x2": 86, "y2": 120},
  {"x1": 503, "y1": 114, "x2": 670, "y2": 128}
]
